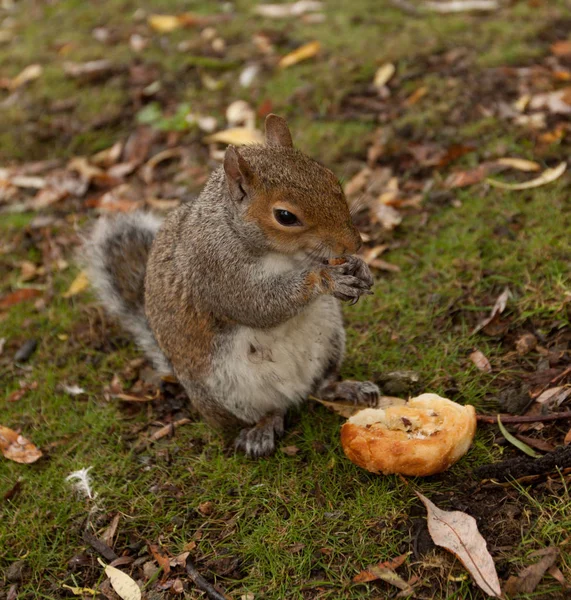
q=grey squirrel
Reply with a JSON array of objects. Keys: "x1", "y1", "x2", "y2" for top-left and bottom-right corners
[{"x1": 85, "y1": 115, "x2": 380, "y2": 457}]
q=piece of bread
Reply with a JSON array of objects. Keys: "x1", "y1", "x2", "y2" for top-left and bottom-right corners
[{"x1": 340, "y1": 393, "x2": 477, "y2": 476}]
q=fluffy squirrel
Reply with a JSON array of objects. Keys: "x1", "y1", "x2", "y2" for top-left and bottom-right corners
[{"x1": 86, "y1": 115, "x2": 380, "y2": 457}]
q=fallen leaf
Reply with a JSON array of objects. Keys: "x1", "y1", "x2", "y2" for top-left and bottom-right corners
[
  {"x1": 405, "y1": 86, "x2": 428, "y2": 106},
  {"x1": 535, "y1": 386, "x2": 571, "y2": 409},
  {"x1": 487, "y1": 162, "x2": 566, "y2": 190},
  {"x1": 63, "y1": 271, "x2": 90, "y2": 298},
  {"x1": 497, "y1": 416, "x2": 540, "y2": 458},
  {"x1": 496, "y1": 158, "x2": 541, "y2": 172},
  {"x1": 62, "y1": 384, "x2": 86, "y2": 396},
  {"x1": 98, "y1": 559, "x2": 142, "y2": 600},
  {"x1": 278, "y1": 41, "x2": 321, "y2": 69},
  {"x1": 514, "y1": 434, "x2": 555, "y2": 453},
  {"x1": 281, "y1": 445, "x2": 300, "y2": 456},
  {"x1": 373, "y1": 63, "x2": 395, "y2": 90},
  {"x1": 529, "y1": 89, "x2": 571, "y2": 115},
  {"x1": 361, "y1": 245, "x2": 388, "y2": 265},
  {"x1": 359, "y1": 566, "x2": 414, "y2": 592},
  {"x1": 255, "y1": 1, "x2": 323, "y2": 18},
  {"x1": 469, "y1": 350, "x2": 491, "y2": 373},
  {"x1": 63, "y1": 60, "x2": 114, "y2": 82},
  {"x1": 203, "y1": 127, "x2": 263, "y2": 146},
  {"x1": 417, "y1": 492, "x2": 501, "y2": 597},
  {"x1": 149, "y1": 544, "x2": 171, "y2": 576},
  {"x1": 0, "y1": 288, "x2": 42, "y2": 309},
  {"x1": 147, "y1": 14, "x2": 181, "y2": 33},
  {"x1": 0, "y1": 425, "x2": 43, "y2": 464},
  {"x1": 169, "y1": 552, "x2": 190, "y2": 568},
  {"x1": 6, "y1": 64, "x2": 43, "y2": 90},
  {"x1": 172, "y1": 578, "x2": 184, "y2": 594},
  {"x1": 551, "y1": 40, "x2": 571, "y2": 57},
  {"x1": 371, "y1": 203, "x2": 402, "y2": 231},
  {"x1": 565, "y1": 428, "x2": 571, "y2": 446},
  {"x1": 515, "y1": 333, "x2": 537, "y2": 356},
  {"x1": 472, "y1": 288, "x2": 511, "y2": 334},
  {"x1": 368, "y1": 258, "x2": 401, "y2": 273},
  {"x1": 353, "y1": 553, "x2": 410, "y2": 583},
  {"x1": 226, "y1": 100, "x2": 256, "y2": 128},
  {"x1": 424, "y1": 0, "x2": 498, "y2": 12},
  {"x1": 504, "y1": 547, "x2": 559, "y2": 595},
  {"x1": 198, "y1": 500, "x2": 214, "y2": 515},
  {"x1": 101, "y1": 514, "x2": 120, "y2": 548},
  {"x1": 445, "y1": 163, "x2": 496, "y2": 188},
  {"x1": 62, "y1": 585, "x2": 97, "y2": 596}
]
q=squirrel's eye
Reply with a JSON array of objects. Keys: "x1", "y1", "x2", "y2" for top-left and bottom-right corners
[{"x1": 274, "y1": 209, "x2": 301, "y2": 227}]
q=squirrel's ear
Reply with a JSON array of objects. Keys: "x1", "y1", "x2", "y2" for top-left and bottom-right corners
[
  {"x1": 223, "y1": 145, "x2": 254, "y2": 202},
  {"x1": 265, "y1": 114, "x2": 293, "y2": 148}
]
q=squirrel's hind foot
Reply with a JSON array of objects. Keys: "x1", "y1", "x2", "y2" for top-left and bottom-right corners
[
  {"x1": 319, "y1": 380, "x2": 380, "y2": 408},
  {"x1": 234, "y1": 413, "x2": 285, "y2": 458}
]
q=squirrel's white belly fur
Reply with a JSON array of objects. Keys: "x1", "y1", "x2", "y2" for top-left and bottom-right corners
[{"x1": 207, "y1": 295, "x2": 344, "y2": 423}]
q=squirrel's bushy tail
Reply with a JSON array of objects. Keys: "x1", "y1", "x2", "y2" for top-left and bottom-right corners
[{"x1": 84, "y1": 212, "x2": 171, "y2": 374}]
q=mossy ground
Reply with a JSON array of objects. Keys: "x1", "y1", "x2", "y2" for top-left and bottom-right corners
[{"x1": 1, "y1": 1, "x2": 570, "y2": 599}]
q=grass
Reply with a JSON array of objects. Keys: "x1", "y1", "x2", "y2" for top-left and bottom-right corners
[{"x1": 1, "y1": 0, "x2": 571, "y2": 598}]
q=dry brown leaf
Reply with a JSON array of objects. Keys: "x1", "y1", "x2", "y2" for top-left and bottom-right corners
[
  {"x1": 63, "y1": 60, "x2": 114, "y2": 81},
  {"x1": 368, "y1": 258, "x2": 401, "y2": 273},
  {"x1": 278, "y1": 41, "x2": 321, "y2": 69},
  {"x1": 361, "y1": 245, "x2": 388, "y2": 265},
  {"x1": 445, "y1": 163, "x2": 496, "y2": 188},
  {"x1": 281, "y1": 445, "x2": 300, "y2": 456},
  {"x1": 504, "y1": 547, "x2": 559, "y2": 595},
  {"x1": 0, "y1": 288, "x2": 42, "y2": 309},
  {"x1": 169, "y1": 552, "x2": 190, "y2": 568},
  {"x1": 547, "y1": 565, "x2": 569, "y2": 588},
  {"x1": 101, "y1": 514, "x2": 120, "y2": 548},
  {"x1": 405, "y1": 86, "x2": 428, "y2": 106},
  {"x1": 551, "y1": 41, "x2": 571, "y2": 57},
  {"x1": 529, "y1": 89, "x2": 571, "y2": 115},
  {"x1": 353, "y1": 553, "x2": 410, "y2": 583},
  {"x1": 565, "y1": 428, "x2": 571, "y2": 446},
  {"x1": 487, "y1": 162, "x2": 566, "y2": 190},
  {"x1": 149, "y1": 544, "x2": 171, "y2": 576},
  {"x1": 198, "y1": 500, "x2": 214, "y2": 515},
  {"x1": 417, "y1": 492, "x2": 501, "y2": 597},
  {"x1": 0, "y1": 425, "x2": 43, "y2": 464},
  {"x1": 469, "y1": 350, "x2": 492, "y2": 373},
  {"x1": 371, "y1": 203, "x2": 402, "y2": 231},
  {"x1": 141, "y1": 148, "x2": 185, "y2": 185},
  {"x1": 63, "y1": 271, "x2": 90, "y2": 298},
  {"x1": 472, "y1": 287, "x2": 511, "y2": 334},
  {"x1": 515, "y1": 333, "x2": 537, "y2": 356},
  {"x1": 203, "y1": 127, "x2": 263, "y2": 146},
  {"x1": 496, "y1": 158, "x2": 541, "y2": 172}
]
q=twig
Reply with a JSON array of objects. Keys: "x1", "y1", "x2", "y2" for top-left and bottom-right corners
[
  {"x1": 477, "y1": 411, "x2": 571, "y2": 424},
  {"x1": 185, "y1": 555, "x2": 228, "y2": 600},
  {"x1": 82, "y1": 531, "x2": 118, "y2": 562}
]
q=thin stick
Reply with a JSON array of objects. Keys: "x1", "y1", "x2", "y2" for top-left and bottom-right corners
[
  {"x1": 477, "y1": 411, "x2": 571, "y2": 424},
  {"x1": 185, "y1": 556, "x2": 228, "y2": 600}
]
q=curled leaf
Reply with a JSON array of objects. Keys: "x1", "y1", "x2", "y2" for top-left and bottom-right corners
[
  {"x1": 487, "y1": 162, "x2": 566, "y2": 190},
  {"x1": 417, "y1": 492, "x2": 501, "y2": 597}
]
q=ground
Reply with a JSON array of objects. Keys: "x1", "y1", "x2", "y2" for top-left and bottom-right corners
[{"x1": 1, "y1": 0, "x2": 570, "y2": 599}]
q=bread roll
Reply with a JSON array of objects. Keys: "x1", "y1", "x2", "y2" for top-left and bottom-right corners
[{"x1": 340, "y1": 393, "x2": 477, "y2": 476}]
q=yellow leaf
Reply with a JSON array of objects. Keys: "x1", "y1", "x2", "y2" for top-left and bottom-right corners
[
  {"x1": 97, "y1": 559, "x2": 142, "y2": 600},
  {"x1": 278, "y1": 41, "x2": 321, "y2": 69},
  {"x1": 62, "y1": 585, "x2": 97, "y2": 596},
  {"x1": 62, "y1": 271, "x2": 90, "y2": 298},
  {"x1": 373, "y1": 63, "x2": 395, "y2": 89},
  {"x1": 203, "y1": 127, "x2": 264, "y2": 146},
  {"x1": 147, "y1": 14, "x2": 181, "y2": 33},
  {"x1": 487, "y1": 161, "x2": 566, "y2": 190},
  {"x1": 496, "y1": 158, "x2": 541, "y2": 172},
  {"x1": 10, "y1": 64, "x2": 43, "y2": 90}
]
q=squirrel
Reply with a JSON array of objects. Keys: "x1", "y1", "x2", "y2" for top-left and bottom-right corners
[{"x1": 85, "y1": 114, "x2": 380, "y2": 457}]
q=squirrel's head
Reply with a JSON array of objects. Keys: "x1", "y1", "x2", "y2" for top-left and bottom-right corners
[{"x1": 223, "y1": 114, "x2": 362, "y2": 259}]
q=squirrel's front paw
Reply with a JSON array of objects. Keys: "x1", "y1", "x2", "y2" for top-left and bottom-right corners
[
  {"x1": 324, "y1": 256, "x2": 374, "y2": 304},
  {"x1": 234, "y1": 413, "x2": 285, "y2": 459}
]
